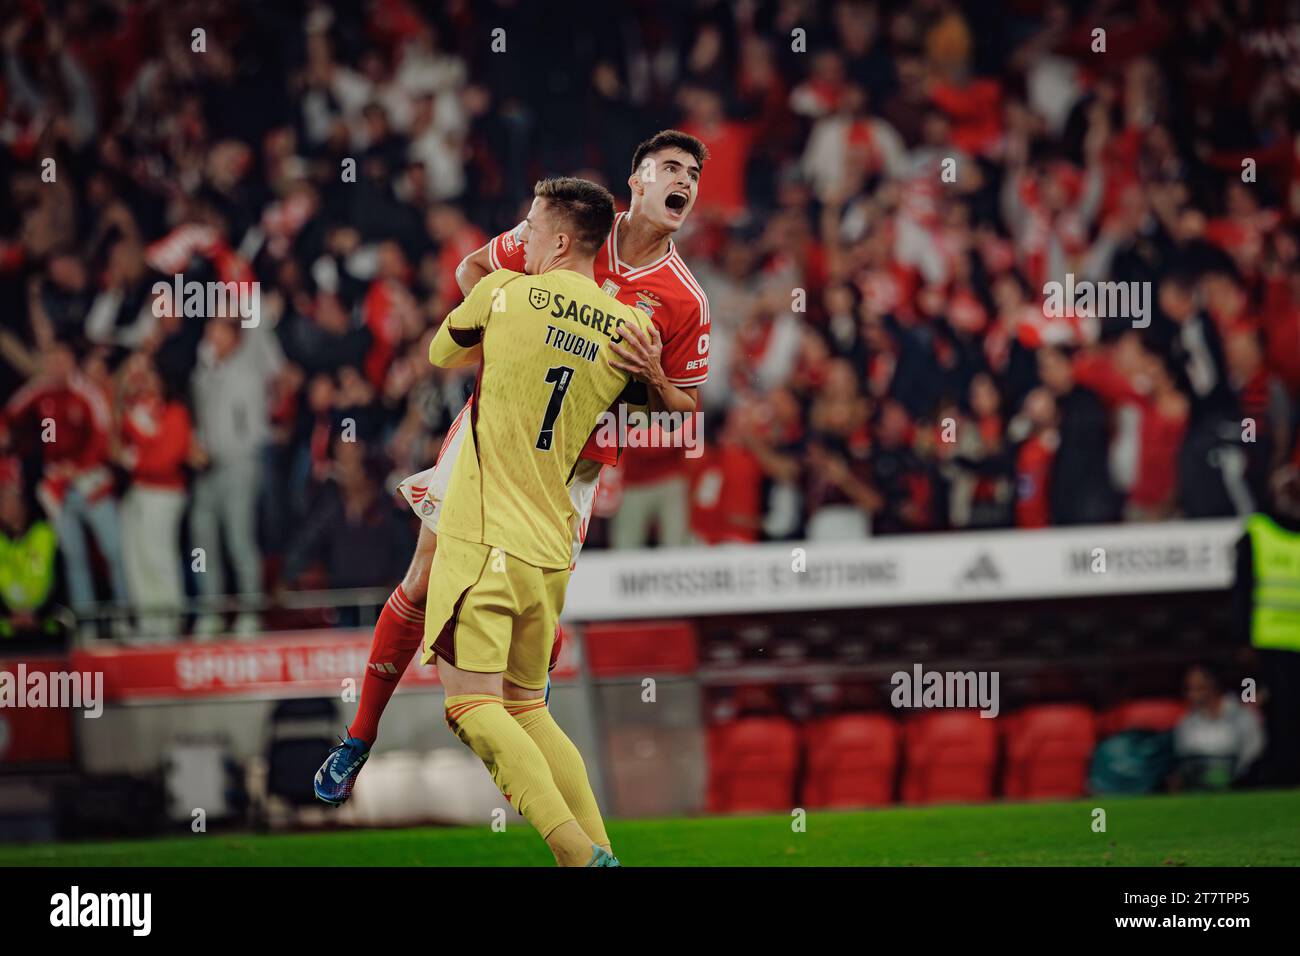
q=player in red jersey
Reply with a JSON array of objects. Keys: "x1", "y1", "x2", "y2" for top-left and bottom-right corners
[{"x1": 315, "y1": 130, "x2": 712, "y2": 805}]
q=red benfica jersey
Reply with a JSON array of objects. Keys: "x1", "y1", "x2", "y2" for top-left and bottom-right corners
[{"x1": 487, "y1": 210, "x2": 711, "y2": 464}]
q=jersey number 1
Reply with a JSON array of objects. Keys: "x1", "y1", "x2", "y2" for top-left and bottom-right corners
[{"x1": 536, "y1": 365, "x2": 574, "y2": 451}]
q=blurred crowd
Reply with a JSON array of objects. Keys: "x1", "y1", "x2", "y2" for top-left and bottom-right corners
[{"x1": 3, "y1": 0, "x2": 1300, "y2": 636}]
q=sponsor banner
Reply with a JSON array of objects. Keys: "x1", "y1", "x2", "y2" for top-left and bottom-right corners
[
  {"x1": 563, "y1": 519, "x2": 1241, "y2": 620},
  {"x1": 68, "y1": 631, "x2": 580, "y2": 703}
]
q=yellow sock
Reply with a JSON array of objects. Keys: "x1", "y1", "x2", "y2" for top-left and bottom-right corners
[
  {"x1": 504, "y1": 698, "x2": 610, "y2": 850},
  {"x1": 446, "y1": 694, "x2": 589, "y2": 860}
]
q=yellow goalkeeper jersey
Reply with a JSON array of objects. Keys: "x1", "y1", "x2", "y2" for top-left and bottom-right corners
[{"x1": 428, "y1": 267, "x2": 653, "y2": 570}]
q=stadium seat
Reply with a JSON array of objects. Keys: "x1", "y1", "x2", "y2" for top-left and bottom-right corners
[
  {"x1": 995, "y1": 615, "x2": 1035, "y2": 657},
  {"x1": 801, "y1": 622, "x2": 839, "y2": 660},
  {"x1": 707, "y1": 717, "x2": 800, "y2": 813},
  {"x1": 834, "y1": 636, "x2": 870, "y2": 663},
  {"x1": 703, "y1": 636, "x2": 743, "y2": 665},
  {"x1": 733, "y1": 684, "x2": 782, "y2": 717},
  {"x1": 802, "y1": 714, "x2": 899, "y2": 808},
  {"x1": 901, "y1": 711, "x2": 998, "y2": 805},
  {"x1": 772, "y1": 636, "x2": 808, "y2": 663},
  {"x1": 262, "y1": 698, "x2": 339, "y2": 820},
  {"x1": 1002, "y1": 704, "x2": 1097, "y2": 799},
  {"x1": 1100, "y1": 698, "x2": 1186, "y2": 736}
]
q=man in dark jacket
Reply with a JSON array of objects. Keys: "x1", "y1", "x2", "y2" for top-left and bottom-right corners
[
  {"x1": 282, "y1": 442, "x2": 414, "y2": 624},
  {"x1": 1160, "y1": 273, "x2": 1251, "y2": 517},
  {"x1": 1037, "y1": 346, "x2": 1121, "y2": 525}
]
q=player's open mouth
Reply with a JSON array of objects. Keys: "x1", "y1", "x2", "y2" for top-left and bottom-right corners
[{"x1": 665, "y1": 191, "x2": 689, "y2": 215}]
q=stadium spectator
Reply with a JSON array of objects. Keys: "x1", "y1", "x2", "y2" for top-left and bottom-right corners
[
  {"x1": 688, "y1": 408, "x2": 764, "y2": 544},
  {"x1": 0, "y1": 458, "x2": 58, "y2": 643},
  {"x1": 3, "y1": 343, "x2": 129, "y2": 632},
  {"x1": 1160, "y1": 272, "x2": 1251, "y2": 518},
  {"x1": 4, "y1": 0, "x2": 1300, "y2": 636},
  {"x1": 869, "y1": 399, "x2": 938, "y2": 534},
  {"x1": 114, "y1": 353, "x2": 191, "y2": 638},
  {"x1": 1172, "y1": 663, "x2": 1265, "y2": 790},
  {"x1": 804, "y1": 359, "x2": 877, "y2": 539},
  {"x1": 1225, "y1": 326, "x2": 1291, "y2": 502},
  {"x1": 279, "y1": 287, "x2": 374, "y2": 377},
  {"x1": 1117, "y1": 347, "x2": 1189, "y2": 522},
  {"x1": 611, "y1": 428, "x2": 691, "y2": 551},
  {"x1": 1011, "y1": 387, "x2": 1058, "y2": 529},
  {"x1": 679, "y1": 85, "x2": 756, "y2": 224},
  {"x1": 85, "y1": 237, "x2": 156, "y2": 348},
  {"x1": 738, "y1": 387, "x2": 806, "y2": 540},
  {"x1": 189, "y1": 316, "x2": 284, "y2": 637},
  {"x1": 1036, "y1": 346, "x2": 1121, "y2": 525},
  {"x1": 946, "y1": 371, "x2": 1013, "y2": 529},
  {"x1": 281, "y1": 440, "x2": 414, "y2": 618},
  {"x1": 1233, "y1": 466, "x2": 1300, "y2": 787}
]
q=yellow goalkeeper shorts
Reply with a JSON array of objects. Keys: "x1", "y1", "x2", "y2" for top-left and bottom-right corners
[{"x1": 422, "y1": 533, "x2": 571, "y2": 690}]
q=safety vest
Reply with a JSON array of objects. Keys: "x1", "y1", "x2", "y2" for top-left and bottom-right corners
[
  {"x1": 0, "y1": 520, "x2": 57, "y2": 615},
  {"x1": 1246, "y1": 513, "x2": 1300, "y2": 652}
]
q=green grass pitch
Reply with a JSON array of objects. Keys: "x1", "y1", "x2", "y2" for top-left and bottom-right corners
[{"x1": 2, "y1": 789, "x2": 1297, "y2": 866}]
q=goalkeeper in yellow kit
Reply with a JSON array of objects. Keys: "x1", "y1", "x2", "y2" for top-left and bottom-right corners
[{"x1": 424, "y1": 177, "x2": 653, "y2": 867}]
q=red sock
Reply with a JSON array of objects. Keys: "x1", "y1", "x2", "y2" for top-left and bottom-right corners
[{"x1": 348, "y1": 586, "x2": 425, "y2": 745}]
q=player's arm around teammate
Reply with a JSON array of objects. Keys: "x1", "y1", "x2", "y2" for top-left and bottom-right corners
[
  {"x1": 459, "y1": 245, "x2": 698, "y2": 416},
  {"x1": 318, "y1": 133, "x2": 712, "y2": 810}
]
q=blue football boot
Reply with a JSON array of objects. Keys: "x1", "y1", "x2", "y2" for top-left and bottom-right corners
[
  {"x1": 314, "y1": 733, "x2": 370, "y2": 807},
  {"x1": 586, "y1": 846, "x2": 622, "y2": 867}
]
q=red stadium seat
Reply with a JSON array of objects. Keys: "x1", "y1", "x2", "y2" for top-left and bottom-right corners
[
  {"x1": 901, "y1": 711, "x2": 998, "y2": 805},
  {"x1": 802, "y1": 714, "x2": 899, "y2": 808},
  {"x1": 707, "y1": 717, "x2": 800, "y2": 813},
  {"x1": 1100, "y1": 698, "x2": 1186, "y2": 736},
  {"x1": 1002, "y1": 704, "x2": 1097, "y2": 799}
]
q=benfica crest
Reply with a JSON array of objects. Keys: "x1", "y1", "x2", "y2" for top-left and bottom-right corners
[{"x1": 635, "y1": 289, "x2": 662, "y2": 318}]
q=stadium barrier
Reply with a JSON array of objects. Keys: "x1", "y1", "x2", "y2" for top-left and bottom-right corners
[
  {"x1": 563, "y1": 518, "x2": 1240, "y2": 619},
  {"x1": 1, "y1": 519, "x2": 1242, "y2": 828}
]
